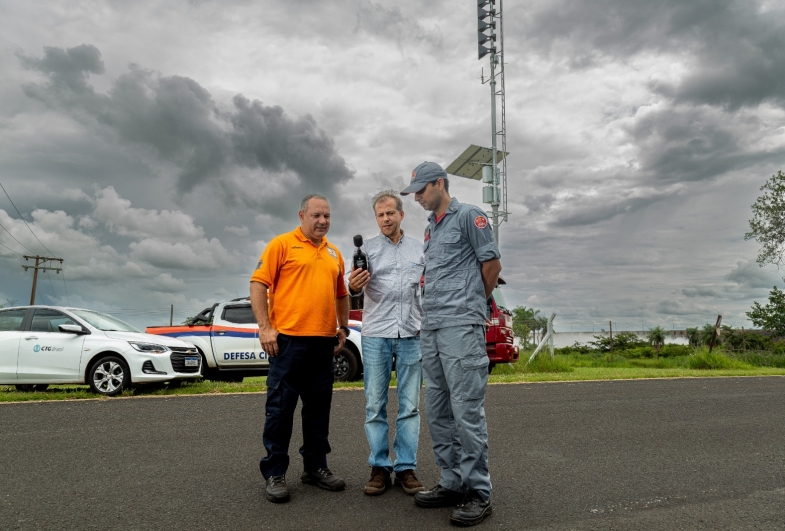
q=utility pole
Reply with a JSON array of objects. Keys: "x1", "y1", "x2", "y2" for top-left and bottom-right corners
[
  {"x1": 22, "y1": 255, "x2": 63, "y2": 305},
  {"x1": 609, "y1": 321, "x2": 613, "y2": 354},
  {"x1": 708, "y1": 315, "x2": 723, "y2": 354}
]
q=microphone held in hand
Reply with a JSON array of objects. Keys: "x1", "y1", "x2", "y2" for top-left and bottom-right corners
[{"x1": 352, "y1": 235, "x2": 367, "y2": 271}]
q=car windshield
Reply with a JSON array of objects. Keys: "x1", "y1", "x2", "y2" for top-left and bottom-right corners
[
  {"x1": 70, "y1": 310, "x2": 142, "y2": 333},
  {"x1": 492, "y1": 287, "x2": 509, "y2": 312}
]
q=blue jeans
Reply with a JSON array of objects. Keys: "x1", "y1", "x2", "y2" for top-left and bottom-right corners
[{"x1": 362, "y1": 336, "x2": 422, "y2": 472}]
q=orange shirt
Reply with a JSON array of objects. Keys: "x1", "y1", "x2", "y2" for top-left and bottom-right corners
[{"x1": 250, "y1": 227, "x2": 348, "y2": 337}]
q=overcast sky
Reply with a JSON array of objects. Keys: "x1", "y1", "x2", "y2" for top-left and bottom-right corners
[{"x1": 1, "y1": 0, "x2": 784, "y2": 331}]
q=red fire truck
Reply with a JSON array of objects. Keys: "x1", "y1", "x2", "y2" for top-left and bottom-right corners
[{"x1": 350, "y1": 278, "x2": 518, "y2": 373}]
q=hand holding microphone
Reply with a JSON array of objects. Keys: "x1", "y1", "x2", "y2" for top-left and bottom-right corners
[{"x1": 348, "y1": 235, "x2": 371, "y2": 294}]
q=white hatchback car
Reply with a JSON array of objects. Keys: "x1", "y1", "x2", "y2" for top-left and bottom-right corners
[{"x1": 0, "y1": 306, "x2": 202, "y2": 396}]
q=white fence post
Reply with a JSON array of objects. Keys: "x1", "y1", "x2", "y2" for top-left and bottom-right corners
[{"x1": 527, "y1": 313, "x2": 556, "y2": 365}]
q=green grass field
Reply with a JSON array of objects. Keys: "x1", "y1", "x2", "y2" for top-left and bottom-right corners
[{"x1": 2, "y1": 349, "x2": 784, "y2": 402}]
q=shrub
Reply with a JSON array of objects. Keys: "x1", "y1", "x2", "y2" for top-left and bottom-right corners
[
  {"x1": 588, "y1": 331, "x2": 647, "y2": 353},
  {"x1": 622, "y1": 346, "x2": 657, "y2": 359},
  {"x1": 659, "y1": 344, "x2": 692, "y2": 357},
  {"x1": 525, "y1": 355, "x2": 574, "y2": 373},
  {"x1": 733, "y1": 351, "x2": 785, "y2": 368},
  {"x1": 688, "y1": 351, "x2": 753, "y2": 370}
]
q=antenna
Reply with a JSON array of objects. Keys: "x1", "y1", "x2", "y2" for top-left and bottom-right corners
[{"x1": 447, "y1": 0, "x2": 508, "y2": 244}]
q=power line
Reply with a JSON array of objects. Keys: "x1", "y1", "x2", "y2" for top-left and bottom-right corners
[
  {"x1": 45, "y1": 271, "x2": 58, "y2": 301},
  {"x1": 0, "y1": 217, "x2": 34, "y2": 254},
  {"x1": 61, "y1": 269, "x2": 70, "y2": 306},
  {"x1": 0, "y1": 240, "x2": 25, "y2": 257},
  {"x1": 0, "y1": 181, "x2": 55, "y2": 255}
]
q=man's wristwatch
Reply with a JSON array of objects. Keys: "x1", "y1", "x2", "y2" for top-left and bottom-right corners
[{"x1": 337, "y1": 325, "x2": 350, "y2": 336}]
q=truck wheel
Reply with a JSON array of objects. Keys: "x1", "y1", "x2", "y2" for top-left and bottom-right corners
[
  {"x1": 334, "y1": 346, "x2": 360, "y2": 382},
  {"x1": 88, "y1": 356, "x2": 130, "y2": 396},
  {"x1": 488, "y1": 363, "x2": 496, "y2": 375}
]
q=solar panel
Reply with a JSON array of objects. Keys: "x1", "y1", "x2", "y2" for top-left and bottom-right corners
[{"x1": 445, "y1": 144, "x2": 508, "y2": 180}]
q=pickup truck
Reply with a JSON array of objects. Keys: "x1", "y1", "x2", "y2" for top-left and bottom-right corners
[{"x1": 146, "y1": 299, "x2": 364, "y2": 382}]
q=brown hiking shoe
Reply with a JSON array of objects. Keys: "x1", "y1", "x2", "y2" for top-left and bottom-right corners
[
  {"x1": 364, "y1": 467, "x2": 391, "y2": 496},
  {"x1": 395, "y1": 469, "x2": 424, "y2": 495}
]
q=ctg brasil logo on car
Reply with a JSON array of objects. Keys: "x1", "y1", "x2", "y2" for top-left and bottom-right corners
[{"x1": 33, "y1": 345, "x2": 64, "y2": 352}]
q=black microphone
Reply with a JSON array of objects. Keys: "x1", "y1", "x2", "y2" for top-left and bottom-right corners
[{"x1": 352, "y1": 235, "x2": 367, "y2": 271}]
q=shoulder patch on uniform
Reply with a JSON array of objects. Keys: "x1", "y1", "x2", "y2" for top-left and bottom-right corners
[
  {"x1": 255, "y1": 260, "x2": 263, "y2": 270},
  {"x1": 327, "y1": 247, "x2": 337, "y2": 259},
  {"x1": 474, "y1": 216, "x2": 488, "y2": 229}
]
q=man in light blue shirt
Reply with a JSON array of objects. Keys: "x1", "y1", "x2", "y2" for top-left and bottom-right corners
[{"x1": 348, "y1": 190, "x2": 425, "y2": 497}]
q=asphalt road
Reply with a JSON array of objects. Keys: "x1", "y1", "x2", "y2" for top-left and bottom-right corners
[{"x1": 2, "y1": 377, "x2": 785, "y2": 531}]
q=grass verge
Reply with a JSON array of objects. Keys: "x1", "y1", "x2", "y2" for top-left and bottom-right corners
[{"x1": 3, "y1": 350, "x2": 785, "y2": 402}]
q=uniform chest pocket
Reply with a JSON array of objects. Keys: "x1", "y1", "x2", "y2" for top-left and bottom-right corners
[{"x1": 438, "y1": 231, "x2": 462, "y2": 260}]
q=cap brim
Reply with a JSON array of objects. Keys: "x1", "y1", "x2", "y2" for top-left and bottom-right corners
[{"x1": 400, "y1": 182, "x2": 427, "y2": 195}]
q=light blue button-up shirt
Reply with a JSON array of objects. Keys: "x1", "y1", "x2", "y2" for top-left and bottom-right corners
[{"x1": 349, "y1": 232, "x2": 424, "y2": 338}]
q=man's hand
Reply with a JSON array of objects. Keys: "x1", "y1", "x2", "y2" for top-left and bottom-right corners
[
  {"x1": 348, "y1": 266, "x2": 371, "y2": 294},
  {"x1": 334, "y1": 328, "x2": 347, "y2": 355},
  {"x1": 260, "y1": 327, "x2": 280, "y2": 357}
]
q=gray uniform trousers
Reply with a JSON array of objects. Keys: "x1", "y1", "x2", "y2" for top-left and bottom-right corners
[{"x1": 420, "y1": 324, "x2": 492, "y2": 501}]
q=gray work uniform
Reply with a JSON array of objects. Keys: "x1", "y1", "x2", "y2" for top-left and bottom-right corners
[{"x1": 420, "y1": 197, "x2": 500, "y2": 502}]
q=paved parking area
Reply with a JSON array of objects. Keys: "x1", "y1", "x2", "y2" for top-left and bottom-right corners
[{"x1": 2, "y1": 377, "x2": 785, "y2": 530}]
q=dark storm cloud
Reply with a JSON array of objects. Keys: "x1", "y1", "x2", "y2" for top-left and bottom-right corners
[
  {"x1": 725, "y1": 260, "x2": 781, "y2": 289},
  {"x1": 18, "y1": 44, "x2": 104, "y2": 94},
  {"x1": 518, "y1": 0, "x2": 785, "y2": 109},
  {"x1": 18, "y1": 45, "x2": 354, "y2": 195},
  {"x1": 624, "y1": 106, "x2": 772, "y2": 183},
  {"x1": 682, "y1": 287, "x2": 719, "y2": 298},
  {"x1": 550, "y1": 185, "x2": 678, "y2": 227}
]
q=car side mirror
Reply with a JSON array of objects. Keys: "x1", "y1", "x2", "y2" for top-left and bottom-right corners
[{"x1": 59, "y1": 324, "x2": 88, "y2": 335}]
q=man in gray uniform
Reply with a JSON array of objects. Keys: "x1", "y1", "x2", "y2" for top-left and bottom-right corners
[{"x1": 401, "y1": 161, "x2": 501, "y2": 526}]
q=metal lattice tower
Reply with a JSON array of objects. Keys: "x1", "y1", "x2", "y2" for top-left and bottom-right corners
[{"x1": 445, "y1": 0, "x2": 509, "y2": 243}]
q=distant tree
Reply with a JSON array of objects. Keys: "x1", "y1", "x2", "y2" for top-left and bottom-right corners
[
  {"x1": 647, "y1": 326, "x2": 666, "y2": 355},
  {"x1": 746, "y1": 171, "x2": 785, "y2": 272},
  {"x1": 589, "y1": 331, "x2": 646, "y2": 352},
  {"x1": 699, "y1": 323, "x2": 718, "y2": 347},
  {"x1": 513, "y1": 306, "x2": 546, "y2": 348},
  {"x1": 686, "y1": 327, "x2": 700, "y2": 348},
  {"x1": 512, "y1": 318, "x2": 532, "y2": 349},
  {"x1": 747, "y1": 286, "x2": 785, "y2": 336}
]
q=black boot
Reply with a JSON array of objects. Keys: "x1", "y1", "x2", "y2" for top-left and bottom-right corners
[
  {"x1": 450, "y1": 491, "x2": 492, "y2": 526},
  {"x1": 265, "y1": 475, "x2": 290, "y2": 503},
  {"x1": 414, "y1": 484, "x2": 464, "y2": 508}
]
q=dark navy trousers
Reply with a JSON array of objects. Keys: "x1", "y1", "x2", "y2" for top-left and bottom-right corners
[{"x1": 259, "y1": 333, "x2": 335, "y2": 479}]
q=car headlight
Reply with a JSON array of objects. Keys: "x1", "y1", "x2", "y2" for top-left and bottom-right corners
[{"x1": 128, "y1": 341, "x2": 170, "y2": 354}]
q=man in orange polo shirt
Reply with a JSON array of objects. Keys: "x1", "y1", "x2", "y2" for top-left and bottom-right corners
[{"x1": 250, "y1": 194, "x2": 351, "y2": 504}]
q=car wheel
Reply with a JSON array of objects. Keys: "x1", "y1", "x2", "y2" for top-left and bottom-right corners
[
  {"x1": 88, "y1": 356, "x2": 130, "y2": 396},
  {"x1": 15, "y1": 384, "x2": 49, "y2": 392},
  {"x1": 334, "y1": 346, "x2": 360, "y2": 382}
]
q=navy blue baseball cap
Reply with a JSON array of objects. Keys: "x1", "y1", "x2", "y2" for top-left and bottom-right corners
[{"x1": 400, "y1": 161, "x2": 447, "y2": 195}]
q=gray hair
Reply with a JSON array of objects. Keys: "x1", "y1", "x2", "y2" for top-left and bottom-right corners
[
  {"x1": 371, "y1": 190, "x2": 403, "y2": 212},
  {"x1": 300, "y1": 194, "x2": 329, "y2": 212}
]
